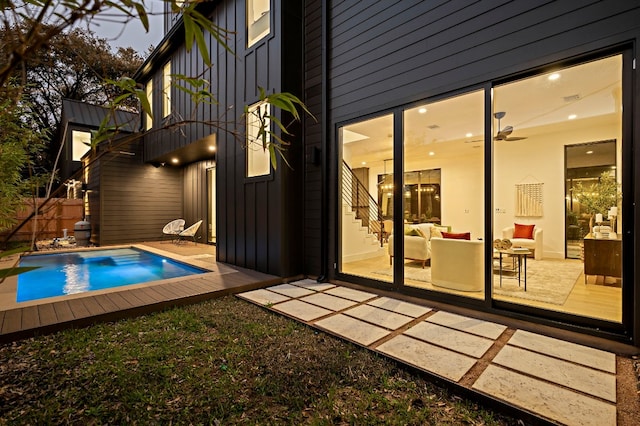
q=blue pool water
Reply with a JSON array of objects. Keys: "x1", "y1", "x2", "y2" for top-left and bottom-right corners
[{"x1": 17, "y1": 248, "x2": 205, "y2": 302}]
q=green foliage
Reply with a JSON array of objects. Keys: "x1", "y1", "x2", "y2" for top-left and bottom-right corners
[
  {"x1": 0, "y1": 244, "x2": 39, "y2": 281},
  {"x1": 0, "y1": 297, "x2": 512, "y2": 424},
  {"x1": 0, "y1": 100, "x2": 46, "y2": 232},
  {"x1": 572, "y1": 171, "x2": 621, "y2": 216},
  {"x1": 244, "y1": 87, "x2": 317, "y2": 170}
]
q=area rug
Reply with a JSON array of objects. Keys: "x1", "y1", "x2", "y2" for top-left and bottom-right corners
[{"x1": 372, "y1": 259, "x2": 583, "y2": 306}]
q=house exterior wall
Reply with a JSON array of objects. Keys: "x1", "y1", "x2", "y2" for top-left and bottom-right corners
[
  {"x1": 302, "y1": 0, "x2": 324, "y2": 276},
  {"x1": 96, "y1": 144, "x2": 183, "y2": 246},
  {"x1": 318, "y1": 1, "x2": 640, "y2": 344},
  {"x1": 136, "y1": 0, "x2": 305, "y2": 277}
]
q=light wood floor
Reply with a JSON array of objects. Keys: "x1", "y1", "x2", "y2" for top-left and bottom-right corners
[{"x1": 342, "y1": 254, "x2": 622, "y2": 323}]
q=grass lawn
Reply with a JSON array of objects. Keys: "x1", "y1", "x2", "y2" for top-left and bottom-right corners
[{"x1": 0, "y1": 296, "x2": 519, "y2": 424}]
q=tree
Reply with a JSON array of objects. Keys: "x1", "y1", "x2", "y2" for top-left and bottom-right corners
[
  {"x1": 0, "y1": 99, "x2": 47, "y2": 231},
  {"x1": 0, "y1": 1, "x2": 312, "y2": 247},
  {"x1": 572, "y1": 171, "x2": 621, "y2": 228}
]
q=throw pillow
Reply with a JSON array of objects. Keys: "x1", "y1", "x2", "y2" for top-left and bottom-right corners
[
  {"x1": 430, "y1": 226, "x2": 443, "y2": 239},
  {"x1": 415, "y1": 228, "x2": 428, "y2": 239},
  {"x1": 513, "y1": 223, "x2": 535, "y2": 239},
  {"x1": 442, "y1": 231, "x2": 471, "y2": 240},
  {"x1": 405, "y1": 229, "x2": 422, "y2": 237}
]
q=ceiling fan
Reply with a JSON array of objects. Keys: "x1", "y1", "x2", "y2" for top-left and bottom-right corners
[{"x1": 494, "y1": 111, "x2": 527, "y2": 141}]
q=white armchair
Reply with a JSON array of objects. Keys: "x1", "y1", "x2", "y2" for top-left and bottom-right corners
[{"x1": 502, "y1": 225, "x2": 543, "y2": 260}]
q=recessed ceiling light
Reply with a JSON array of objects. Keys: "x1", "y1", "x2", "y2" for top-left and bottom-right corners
[
  {"x1": 586, "y1": 150, "x2": 593, "y2": 155},
  {"x1": 171, "y1": 157, "x2": 179, "y2": 163},
  {"x1": 465, "y1": 132, "x2": 473, "y2": 138},
  {"x1": 361, "y1": 161, "x2": 366, "y2": 165},
  {"x1": 428, "y1": 151, "x2": 435, "y2": 156},
  {"x1": 418, "y1": 108, "x2": 427, "y2": 114},
  {"x1": 568, "y1": 114, "x2": 577, "y2": 120},
  {"x1": 548, "y1": 73, "x2": 560, "y2": 81},
  {"x1": 208, "y1": 145, "x2": 216, "y2": 151}
]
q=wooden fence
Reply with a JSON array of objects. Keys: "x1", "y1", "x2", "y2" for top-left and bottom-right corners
[{"x1": 0, "y1": 198, "x2": 84, "y2": 243}]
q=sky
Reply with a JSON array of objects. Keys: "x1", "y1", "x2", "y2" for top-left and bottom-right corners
[{"x1": 88, "y1": 0, "x2": 165, "y2": 55}]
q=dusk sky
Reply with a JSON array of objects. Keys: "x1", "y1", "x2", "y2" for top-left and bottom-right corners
[{"x1": 88, "y1": 1, "x2": 165, "y2": 55}]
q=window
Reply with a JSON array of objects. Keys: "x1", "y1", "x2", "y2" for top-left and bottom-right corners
[
  {"x1": 403, "y1": 91, "x2": 485, "y2": 298},
  {"x1": 162, "y1": 61, "x2": 171, "y2": 117},
  {"x1": 339, "y1": 114, "x2": 394, "y2": 283},
  {"x1": 246, "y1": 101, "x2": 271, "y2": 177},
  {"x1": 492, "y1": 54, "x2": 623, "y2": 322},
  {"x1": 145, "y1": 80, "x2": 153, "y2": 130},
  {"x1": 71, "y1": 130, "x2": 91, "y2": 161},
  {"x1": 247, "y1": 0, "x2": 270, "y2": 47}
]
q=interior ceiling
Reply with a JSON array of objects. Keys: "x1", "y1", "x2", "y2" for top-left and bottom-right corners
[{"x1": 343, "y1": 55, "x2": 622, "y2": 167}]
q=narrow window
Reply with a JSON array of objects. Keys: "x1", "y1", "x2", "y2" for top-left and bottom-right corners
[
  {"x1": 247, "y1": 0, "x2": 270, "y2": 47},
  {"x1": 145, "y1": 79, "x2": 153, "y2": 130},
  {"x1": 246, "y1": 101, "x2": 271, "y2": 177},
  {"x1": 71, "y1": 130, "x2": 91, "y2": 161},
  {"x1": 162, "y1": 61, "x2": 171, "y2": 117}
]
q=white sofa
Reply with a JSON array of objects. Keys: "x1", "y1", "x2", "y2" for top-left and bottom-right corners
[
  {"x1": 388, "y1": 223, "x2": 435, "y2": 268},
  {"x1": 430, "y1": 237, "x2": 484, "y2": 292},
  {"x1": 502, "y1": 226, "x2": 543, "y2": 260}
]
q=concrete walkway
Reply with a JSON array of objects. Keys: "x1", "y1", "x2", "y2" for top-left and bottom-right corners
[{"x1": 238, "y1": 279, "x2": 626, "y2": 426}]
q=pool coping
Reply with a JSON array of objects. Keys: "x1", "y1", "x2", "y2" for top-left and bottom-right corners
[
  {"x1": 0, "y1": 243, "x2": 283, "y2": 342},
  {"x1": 0, "y1": 244, "x2": 224, "y2": 310}
]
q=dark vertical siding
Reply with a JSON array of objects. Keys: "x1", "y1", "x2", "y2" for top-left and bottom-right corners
[
  {"x1": 135, "y1": 0, "x2": 305, "y2": 277},
  {"x1": 302, "y1": 0, "x2": 324, "y2": 276},
  {"x1": 183, "y1": 160, "x2": 216, "y2": 243},
  {"x1": 98, "y1": 144, "x2": 182, "y2": 246}
]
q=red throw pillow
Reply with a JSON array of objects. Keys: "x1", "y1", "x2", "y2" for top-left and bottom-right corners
[
  {"x1": 441, "y1": 231, "x2": 471, "y2": 240},
  {"x1": 513, "y1": 223, "x2": 535, "y2": 239}
]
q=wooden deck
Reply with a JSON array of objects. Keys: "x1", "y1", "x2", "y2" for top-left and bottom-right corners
[{"x1": 0, "y1": 242, "x2": 285, "y2": 343}]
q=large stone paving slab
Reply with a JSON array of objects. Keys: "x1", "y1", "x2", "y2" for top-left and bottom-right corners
[
  {"x1": 426, "y1": 311, "x2": 507, "y2": 339},
  {"x1": 377, "y1": 334, "x2": 476, "y2": 382},
  {"x1": 300, "y1": 292, "x2": 359, "y2": 311},
  {"x1": 272, "y1": 299, "x2": 332, "y2": 322},
  {"x1": 292, "y1": 280, "x2": 336, "y2": 292},
  {"x1": 316, "y1": 314, "x2": 390, "y2": 346},
  {"x1": 492, "y1": 345, "x2": 616, "y2": 403},
  {"x1": 237, "y1": 289, "x2": 290, "y2": 306},
  {"x1": 473, "y1": 365, "x2": 616, "y2": 426},
  {"x1": 325, "y1": 286, "x2": 377, "y2": 302},
  {"x1": 343, "y1": 304, "x2": 414, "y2": 330},
  {"x1": 508, "y1": 330, "x2": 616, "y2": 373},
  {"x1": 404, "y1": 321, "x2": 495, "y2": 358},
  {"x1": 367, "y1": 297, "x2": 431, "y2": 318},
  {"x1": 267, "y1": 283, "x2": 316, "y2": 298}
]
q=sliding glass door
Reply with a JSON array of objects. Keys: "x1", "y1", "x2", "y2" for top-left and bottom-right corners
[
  {"x1": 339, "y1": 114, "x2": 394, "y2": 283},
  {"x1": 492, "y1": 54, "x2": 623, "y2": 322}
]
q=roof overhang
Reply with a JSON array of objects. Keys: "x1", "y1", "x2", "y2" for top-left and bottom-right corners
[{"x1": 148, "y1": 134, "x2": 217, "y2": 167}]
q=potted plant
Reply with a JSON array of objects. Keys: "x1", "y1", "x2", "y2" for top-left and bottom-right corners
[{"x1": 571, "y1": 171, "x2": 621, "y2": 232}]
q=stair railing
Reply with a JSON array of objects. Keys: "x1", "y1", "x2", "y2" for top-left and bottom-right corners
[{"x1": 341, "y1": 160, "x2": 384, "y2": 246}]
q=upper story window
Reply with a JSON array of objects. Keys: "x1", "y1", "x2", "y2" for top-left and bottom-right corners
[
  {"x1": 247, "y1": 0, "x2": 270, "y2": 47},
  {"x1": 246, "y1": 101, "x2": 271, "y2": 177},
  {"x1": 145, "y1": 79, "x2": 153, "y2": 130},
  {"x1": 162, "y1": 61, "x2": 172, "y2": 117},
  {"x1": 71, "y1": 130, "x2": 91, "y2": 161}
]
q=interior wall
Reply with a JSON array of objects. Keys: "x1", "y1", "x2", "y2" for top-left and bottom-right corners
[{"x1": 494, "y1": 117, "x2": 620, "y2": 258}]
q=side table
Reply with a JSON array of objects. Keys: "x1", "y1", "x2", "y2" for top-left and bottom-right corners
[{"x1": 496, "y1": 248, "x2": 531, "y2": 291}]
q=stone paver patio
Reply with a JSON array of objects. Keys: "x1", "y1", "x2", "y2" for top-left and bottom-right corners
[{"x1": 238, "y1": 279, "x2": 624, "y2": 426}]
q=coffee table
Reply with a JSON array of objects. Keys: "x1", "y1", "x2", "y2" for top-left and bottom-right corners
[{"x1": 496, "y1": 248, "x2": 531, "y2": 291}]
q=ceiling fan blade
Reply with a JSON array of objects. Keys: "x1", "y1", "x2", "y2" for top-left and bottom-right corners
[
  {"x1": 505, "y1": 136, "x2": 527, "y2": 141},
  {"x1": 501, "y1": 125, "x2": 514, "y2": 136}
]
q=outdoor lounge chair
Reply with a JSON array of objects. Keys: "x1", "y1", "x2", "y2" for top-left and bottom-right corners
[
  {"x1": 162, "y1": 219, "x2": 185, "y2": 242},
  {"x1": 177, "y1": 220, "x2": 203, "y2": 244}
]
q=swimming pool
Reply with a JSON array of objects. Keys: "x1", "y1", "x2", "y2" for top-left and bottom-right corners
[{"x1": 17, "y1": 247, "x2": 206, "y2": 302}]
